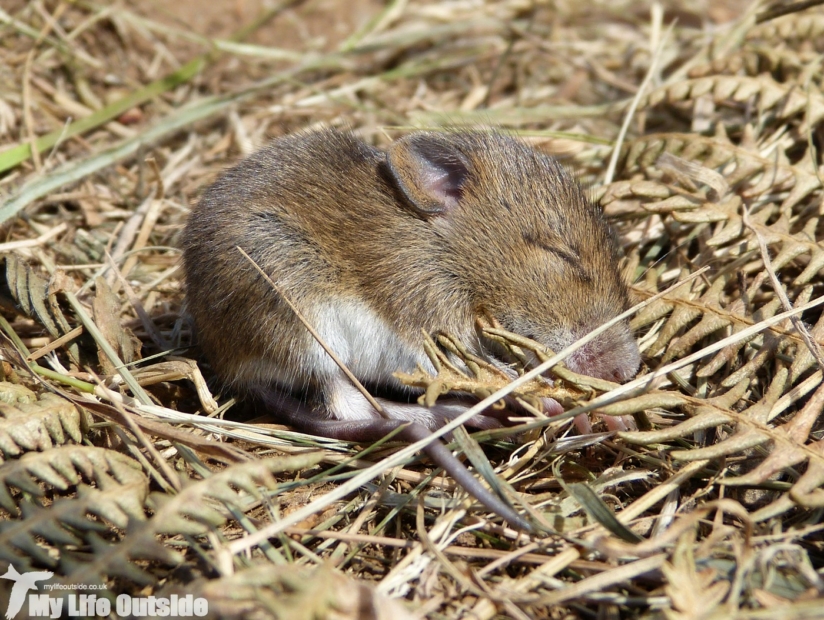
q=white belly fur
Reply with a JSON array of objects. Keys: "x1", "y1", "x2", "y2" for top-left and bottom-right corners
[
  {"x1": 310, "y1": 299, "x2": 434, "y2": 384},
  {"x1": 228, "y1": 298, "x2": 436, "y2": 415}
]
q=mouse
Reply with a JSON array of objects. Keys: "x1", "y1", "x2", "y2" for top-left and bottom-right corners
[{"x1": 181, "y1": 128, "x2": 641, "y2": 531}]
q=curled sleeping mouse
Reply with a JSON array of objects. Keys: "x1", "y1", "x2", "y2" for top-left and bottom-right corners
[{"x1": 181, "y1": 128, "x2": 641, "y2": 531}]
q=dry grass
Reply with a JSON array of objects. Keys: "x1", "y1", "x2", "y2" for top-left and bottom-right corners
[{"x1": 1, "y1": 0, "x2": 823, "y2": 618}]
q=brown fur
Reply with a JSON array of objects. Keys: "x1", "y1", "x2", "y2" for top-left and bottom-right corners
[{"x1": 182, "y1": 128, "x2": 639, "y2": 399}]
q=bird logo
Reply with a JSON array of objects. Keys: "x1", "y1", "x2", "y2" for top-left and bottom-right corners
[{"x1": 1, "y1": 565, "x2": 54, "y2": 620}]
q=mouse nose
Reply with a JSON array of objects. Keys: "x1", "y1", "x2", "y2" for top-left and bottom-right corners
[
  {"x1": 606, "y1": 364, "x2": 636, "y2": 383},
  {"x1": 605, "y1": 367, "x2": 624, "y2": 383},
  {"x1": 571, "y1": 358, "x2": 637, "y2": 384},
  {"x1": 563, "y1": 327, "x2": 641, "y2": 383}
]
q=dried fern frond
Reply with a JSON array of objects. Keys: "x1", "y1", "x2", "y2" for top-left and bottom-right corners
[{"x1": 0, "y1": 390, "x2": 90, "y2": 460}]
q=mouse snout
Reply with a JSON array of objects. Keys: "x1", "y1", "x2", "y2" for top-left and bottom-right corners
[{"x1": 563, "y1": 323, "x2": 641, "y2": 383}]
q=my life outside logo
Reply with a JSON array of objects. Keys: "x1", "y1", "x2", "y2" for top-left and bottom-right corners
[{"x1": 1, "y1": 565, "x2": 208, "y2": 618}]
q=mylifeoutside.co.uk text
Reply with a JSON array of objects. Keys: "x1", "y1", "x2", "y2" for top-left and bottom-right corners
[
  {"x1": 42, "y1": 583, "x2": 107, "y2": 590},
  {"x1": 28, "y1": 593, "x2": 208, "y2": 617}
]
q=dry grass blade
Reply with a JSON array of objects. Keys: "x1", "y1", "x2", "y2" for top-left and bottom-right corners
[
  {"x1": 237, "y1": 246, "x2": 388, "y2": 417},
  {"x1": 756, "y1": 0, "x2": 824, "y2": 23}
]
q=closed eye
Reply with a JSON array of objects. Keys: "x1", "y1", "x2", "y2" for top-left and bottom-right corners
[
  {"x1": 522, "y1": 232, "x2": 577, "y2": 265},
  {"x1": 550, "y1": 247, "x2": 577, "y2": 266},
  {"x1": 522, "y1": 231, "x2": 592, "y2": 282}
]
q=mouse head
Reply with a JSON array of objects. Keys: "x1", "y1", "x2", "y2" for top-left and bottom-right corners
[{"x1": 386, "y1": 131, "x2": 641, "y2": 382}]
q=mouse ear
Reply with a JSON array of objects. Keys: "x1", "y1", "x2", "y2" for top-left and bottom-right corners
[{"x1": 385, "y1": 133, "x2": 470, "y2": 216}]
